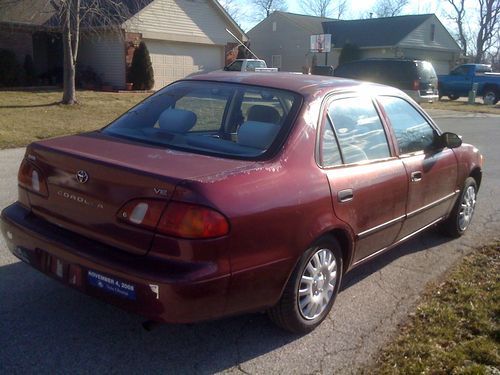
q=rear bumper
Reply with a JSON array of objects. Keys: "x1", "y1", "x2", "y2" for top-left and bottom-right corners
[
  {"x1": 1, "y1": 202, "x2": 229, "y2": 324},
  {"x1": 404, "y1": 90, "x2": 439, "y2": 103}
]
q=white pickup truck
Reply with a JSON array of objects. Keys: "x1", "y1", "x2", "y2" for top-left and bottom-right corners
[{"x1": 223, "y1": 59, "x2": 278, "y2": 72}]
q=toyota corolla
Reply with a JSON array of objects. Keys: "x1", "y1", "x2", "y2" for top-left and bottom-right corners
[{"x1": 0, "y1": 73, "x2": 483, "y2": 333}]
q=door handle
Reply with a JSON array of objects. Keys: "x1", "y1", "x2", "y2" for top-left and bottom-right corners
[
  {"x1": 411, "y1": 171, "x2": 423, "y2": 182},
  {"x1": 338, "y1": 189, "x2": 354, "y2": 202}
]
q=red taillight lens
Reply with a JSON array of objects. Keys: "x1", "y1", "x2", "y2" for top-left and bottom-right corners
[
  {"x1": 413, "y1": 79, "x2": 420, "y2": 90},
  {"x1": 18, "y1": 159, "x2": 48, "y2": 197},
  {"x1": 117, "y1": 199, "x2": 166, "y2": 230},
  {"x1": 118, "y1": 200, "x2": 229, "y2": 239},
  {"x1": 157, "y1": 202, "x2": 229, "y2": 239}
]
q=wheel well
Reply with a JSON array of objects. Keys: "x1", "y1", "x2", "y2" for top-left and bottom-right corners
[
  {"x1": 325, "y1": 228, "x2": 352, "y2": 273},
  {"x1": 483, "y1": 84, "x2": 498, "y2": 94},
  {"x1": 470, "y1": 167, "x2": 482, "y2": 190}
]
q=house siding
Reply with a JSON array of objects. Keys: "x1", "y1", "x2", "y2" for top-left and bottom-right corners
[
  {"x1": 399, "y1": 15, "x2": 460, "y2": 52},
  {"x1": 78, "y1": 32, "x2": 126, "y2": 88},
  {"x1": 247, "y1": 13, "x2": 318, "y2": 72},
  {"x1": 124, "y1": 0, "x2": 242, "y2": 45}
]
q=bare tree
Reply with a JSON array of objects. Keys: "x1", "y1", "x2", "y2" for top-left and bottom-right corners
[
  {"x1": 475, "y1": 0, "x2": 500, "y2": 63},
  {"x1": 49, "y1": 0, "x2": 145, "y2": 104},
  {"x1": 219, "y1": 0, "x2": 246, "y2": 26},
  {"x1": 373, "y1": 0, "x2": 409, "y2": 17},
  {"x1": 300, "y1": 0, "x2": 348, "y2": 18},
  {"x1": 0, "y1": 0, "x2": 143, "y2": 104},
  {"x1": 445, "y1": 0, "x2": 500, "y2": 63},
  {"x1": 445, "y1": 0, "x2": 469, "y2": 56},
  {"x1": 251, "y1": 0, "x2": 287, "y2": 21}
]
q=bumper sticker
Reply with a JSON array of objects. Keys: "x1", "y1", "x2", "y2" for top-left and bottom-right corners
[{"x1": 87, "y1": 270, "x2": 136, "y2": 300}]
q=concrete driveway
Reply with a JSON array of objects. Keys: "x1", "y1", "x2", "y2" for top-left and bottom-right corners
[{"x1": 0, "y1": 112, "x2": 499, "y2": 374}]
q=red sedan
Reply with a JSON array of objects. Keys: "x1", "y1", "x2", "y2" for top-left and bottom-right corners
[{"x1": 1, "y1": 73, "x2": 483, "y2": 333}]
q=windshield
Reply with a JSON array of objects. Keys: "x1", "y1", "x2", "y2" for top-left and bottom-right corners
[
  {"x1": 103, "y1": 81, "x2": 302, "y2": 159},
  {"x1": 417, "y1": 61, "x2": 437, "y2": 81}
]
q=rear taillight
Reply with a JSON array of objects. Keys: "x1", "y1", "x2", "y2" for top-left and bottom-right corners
[
  {"x1": 157, "y1": 202, "x2": 229, "y2": 239},
  {"x1": 18, "y1": 159, "x2": 48, "y2": 197},
  {"x1": 117, "y1": 200, "x2": 229, "y2": 239},
  {"x1": 118, "y1": 199, "x2": 166, "y2": 231},
  {"x1": 413, "y1": 79, "x2": 420, "y2": 90}
]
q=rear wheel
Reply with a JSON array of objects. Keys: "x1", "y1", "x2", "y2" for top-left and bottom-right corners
[
  {"x1": 268, "y1": 237, "x2": 343, "y2": 333},
  {"x1": 440, "y1": 177, "x2": 477, "y2": 238},
  {"x1": 483, "y1": 90, "x2": 498, "y2": 105},
  {"x1": 448, "y1": 94, "x2": 459, "y2": 100}
]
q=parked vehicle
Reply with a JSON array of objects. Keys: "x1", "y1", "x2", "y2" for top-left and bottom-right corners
[
  {"x1": 224, "y1": 59, "x2": 278, "y2": 72},
  {"x1": 438, "y1": 64, "x2": 500, "y2": 104},
  {"x1": 1, "y1": 73, "x2": 483, "y2": 333},
  {"x1": 334, "y1": 59, "x2": 439, "y2": 103}
]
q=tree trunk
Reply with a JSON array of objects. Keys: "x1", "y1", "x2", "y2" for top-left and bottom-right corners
[{"x1": 61, "y1": 1, "x2": 77, "y2": 105}]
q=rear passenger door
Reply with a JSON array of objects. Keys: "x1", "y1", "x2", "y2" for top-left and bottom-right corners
[
  {"x1": 320, "y1": 95, "x2": 408, "y2": 264},
  {"x1": 377, "y1": 96, "x2": 458, "y2": 240}
]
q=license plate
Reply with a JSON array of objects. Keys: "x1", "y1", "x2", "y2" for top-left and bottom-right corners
[{"x1": 87, "y1": 270, "x2": 136, "y2": 300}]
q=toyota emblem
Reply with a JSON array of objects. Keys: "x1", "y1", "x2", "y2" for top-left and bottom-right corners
[{"x1": 76, "y1": 170, "x2": 89, "y2": 184}]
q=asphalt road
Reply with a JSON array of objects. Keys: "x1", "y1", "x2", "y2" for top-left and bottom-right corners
[{"x1": 0, "y1": 111, "x2": 499, "y2": 374}]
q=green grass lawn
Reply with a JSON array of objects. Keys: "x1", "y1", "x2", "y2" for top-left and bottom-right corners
[
  {"x1": 421, "y1": 99, "x2": 500, "y2": 114},
  {"x1": 0, "y1": 90, "x2": 149, "y2": 149},
  {"x1": 375, "y1": 242, "x2": 500, "y2": 374}
]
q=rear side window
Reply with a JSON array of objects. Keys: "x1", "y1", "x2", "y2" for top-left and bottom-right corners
[
  {"x1": 378, "y1": 96, "x2": 437, "y2": 154},
  {"x1": 326, "y1": 97, "x2": 391, "y2": 164},
  {"x1": 104, "y1": 81, "x2": 301, "y2": 159}
]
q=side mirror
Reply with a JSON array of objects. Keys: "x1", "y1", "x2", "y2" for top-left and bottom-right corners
[{"x1": 440, "y1": 132, "x2": 462, "y2": 149}]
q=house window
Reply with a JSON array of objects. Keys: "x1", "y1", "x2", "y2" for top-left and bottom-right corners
[
  {"x1": 272, "y1": 22, "x2": 277, "y2": 32},
  {"x1": 430, "y1": 24, "x2": 435, "y2": 41},
  {"x1": 272, "y1": 55, "x2": 282, "y2": 69}
]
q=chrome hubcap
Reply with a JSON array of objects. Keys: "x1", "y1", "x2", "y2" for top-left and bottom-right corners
[
  {"x1": 298, "y1": 248, "x2": 337, "y2": 320},
  {"x1": 458, "y1": 186, "x2": 476, "y2": 231}
]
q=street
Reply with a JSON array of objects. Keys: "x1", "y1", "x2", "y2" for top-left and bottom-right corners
[{"x1": 0, "y1": 112, "x2": 499, "y2": 374}]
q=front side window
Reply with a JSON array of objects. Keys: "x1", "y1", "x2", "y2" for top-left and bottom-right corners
[
  {"x1": 327, "y1": 97, "x2": 391, "y2": 164},
  {"x1": 103, "y1": 81, "x2": 301, "y2": 159},
  {"x1": 225, "y1": 60, "x2": 243, "y2": 71},
  {"x1": 378, "y1": 96, "x2": 437, "y2": 154}
]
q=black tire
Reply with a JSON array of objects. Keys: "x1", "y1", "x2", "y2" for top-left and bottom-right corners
[
  {"x1": 268, "y1": 237, "x2": 343, "y2": 333},
  {"x1": 483, "y1": 90, "x2": 499, "y2": 105},
  {"x1": 439, "y1": 177, "x2": 478, "y2": 238},
  {"x1": 448, "y1": 94, "x2": 459, "y2": 100}
]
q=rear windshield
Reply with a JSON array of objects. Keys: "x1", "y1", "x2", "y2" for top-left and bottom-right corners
[
  {"x1": 417, "y1": 61, "x2": 437, "y2": 81},
  {"x1": 103, "y1": 81, "x2": 302, "y2": 159}
]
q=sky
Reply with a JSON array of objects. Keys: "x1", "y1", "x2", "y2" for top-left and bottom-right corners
[{"x1": 236, "y1": 0, "x2": 445, "y2": 31}]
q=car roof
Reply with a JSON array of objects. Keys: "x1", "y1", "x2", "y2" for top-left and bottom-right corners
[{"x1": 185, "y1": 72, "x2": 389, "y2": 97}]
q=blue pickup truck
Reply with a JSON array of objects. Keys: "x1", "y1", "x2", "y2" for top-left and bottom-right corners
[{"x1": 438, "y1": 64, "x2": 500, "y2": 104}]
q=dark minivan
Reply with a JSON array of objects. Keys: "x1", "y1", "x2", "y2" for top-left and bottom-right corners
[{"x1": 334, "y1": 59, "x2": 439, "y2": 103}]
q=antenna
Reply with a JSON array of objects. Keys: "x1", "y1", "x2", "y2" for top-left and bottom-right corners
[{"x1": 225, "y1": 28, "x2": 260, "y2": 60}]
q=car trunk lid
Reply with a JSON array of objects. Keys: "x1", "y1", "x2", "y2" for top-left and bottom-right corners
[{"x1": 24, "y1": 132, "x2": 252, "y2": 255}]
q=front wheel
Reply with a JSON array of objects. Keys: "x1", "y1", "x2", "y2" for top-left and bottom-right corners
[
  {"x1": 268, "y1": 237, "x2": 343, "y2": 333},
  {"x1": 448, "y1": 94, "x2": 459, "y2": 100},
  {"x1": 440, "y1": 177, "x2": 477, "y2": 238}
]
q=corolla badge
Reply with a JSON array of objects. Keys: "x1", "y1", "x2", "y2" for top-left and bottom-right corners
[{"x1": 76, "y1": 170, "x2": 89, "y2": 184}]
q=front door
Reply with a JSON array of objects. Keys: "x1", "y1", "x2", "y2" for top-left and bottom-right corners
[
  {"x1": 319, "y1": 95, "x2": 408, "y2": 263},
  {"x1": 377, "y1": 96, "x2": 458, "y2": 240}
]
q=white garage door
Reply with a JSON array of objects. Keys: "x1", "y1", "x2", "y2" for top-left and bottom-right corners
[
  {"x1": 429, "y1": 60, "x2": 451, "y2": 75},
  {"x1": 144, "y1": 39, "x2": 223, "y2": 90}
]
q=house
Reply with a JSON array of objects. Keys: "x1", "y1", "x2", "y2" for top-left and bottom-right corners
[
  {"x1": 247, "y1": 11, "x2": 335, "y2": 73},
  {"x1": 323, "y1": 14, "x2": 461, "y2": 74},
  {"x1": 247, "y1": 12, "x2": 461, "y2": 74},
  {"x1": 0, "y1": 0, "x2": 247, "y2": 90}
]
